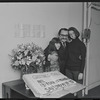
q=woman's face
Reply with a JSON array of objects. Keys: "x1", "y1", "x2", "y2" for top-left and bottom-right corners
[{"x1": 69, "y1": 30, "x2": 76, "y2": 39}]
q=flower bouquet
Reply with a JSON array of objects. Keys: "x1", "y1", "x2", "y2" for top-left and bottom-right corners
[{"x1": 9, "y1": 42, "x2": 46, "y2": 76}]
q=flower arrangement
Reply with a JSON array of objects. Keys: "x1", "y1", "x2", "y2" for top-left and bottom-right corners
[{"x1": 9, "y1": 42, "x2": 46, "y2": 74}]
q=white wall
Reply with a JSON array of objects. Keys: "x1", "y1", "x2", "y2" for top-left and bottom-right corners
[
  {"x1": 0, "y1": 3, "x2": 82, "y2": 97},
  {"x1": 88, "y1": 8, "x2": 100, "y2": 86}
]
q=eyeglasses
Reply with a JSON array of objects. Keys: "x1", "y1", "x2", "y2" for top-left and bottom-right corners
[{"x1": 60, "y1": 34, "x2": 68, "y2": 37}]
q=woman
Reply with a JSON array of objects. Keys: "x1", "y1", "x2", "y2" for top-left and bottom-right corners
[
  {"x1": 44, "y1": 37, "x2": 61, "y2": 72},
  {"x1": 65, "y1": 27, "x2": 86, "y2": 84}
]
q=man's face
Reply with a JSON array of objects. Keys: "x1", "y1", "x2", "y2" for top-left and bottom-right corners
[{"x1": 59, "y1": 30, "x2": 68, "y2": 42}]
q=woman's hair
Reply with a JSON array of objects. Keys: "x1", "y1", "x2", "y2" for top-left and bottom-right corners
[
  {"x1": 48, "y1": 37, "x2": 60, "y2": 54},
  {"x1": 44, "y1": 37, "x2": 60, "y2": 62},
  {"x1": 68, "y1": 27, "x2": 80, "y2": 38},
  {"x1": 58, "y1": 28, "x2": 68, "y2": 36},
  {"x1": 50, "y1": 37, "x2": 60, "y2": 44}
]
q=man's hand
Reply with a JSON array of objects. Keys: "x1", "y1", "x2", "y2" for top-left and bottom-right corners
[{"x1": 78, "y1": 73, "x2": 83, "y2": 80}]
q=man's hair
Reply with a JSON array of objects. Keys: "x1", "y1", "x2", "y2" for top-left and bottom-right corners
[
  {"x1": 58, "y1": 28, "x2": 68, "y2": 36},
  {"x1": 68, "y1": 27, "x2": 80, "y2": 38}
]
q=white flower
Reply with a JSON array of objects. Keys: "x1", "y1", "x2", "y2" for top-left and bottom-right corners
[
  {"x1": 14, "y1": 60, "x2": 19, "y2": 66},
  {"x1": 18, "y1": 60, "x2": 22, "y2": 65},
  {"x1": 17, "y1": 54, "x2": 23, "y2": 60},
  {"x1": 36, "y1": 61, "x2": 39, "y2": 65},
  {"x1": 12, "y1": 57, "x2": 15, "y2": 60},
  {"x1": 24, "y1": 50, "x2": 29, "y2": 56},
  {"x1": 27, "y1": 45, "x2": 32, "y2": 50},
  {"x1": 32, "y1": 55, "x2": 37, "y2": 61},
  {"x1": 27, "y1": 56, "x2": 31, "y2": 60},
  {"x1": 27, "y1": 60, "x2": 32, "y2": 65},
  {"x1": 21, "y1": 59, "x2": 25, "y2": 65}
]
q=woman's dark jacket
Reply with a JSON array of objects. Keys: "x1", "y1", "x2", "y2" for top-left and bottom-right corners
[
  {"x1": 66, "y1": 38, "x2": 86, "y2": 73},
  {"x1": 44, "y1": 37, "x2": 68, "y2": 75}
]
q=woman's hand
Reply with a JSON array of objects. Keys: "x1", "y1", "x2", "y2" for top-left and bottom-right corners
[
  {"x1": 78, "y1": 73, "x2": 83, "y2": 80},
  {"x1": 55, "y1": 43, "x2": 61, "y2": 50},
  {"x1": 47, "y1": 54, "x2": 51, "y2": 61}
]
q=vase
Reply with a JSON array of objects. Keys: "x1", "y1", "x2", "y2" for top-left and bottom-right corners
[
  {"x1": 20, "y1": 69, "x2": 30, "y2": 90},
  {"x1": 20, "y1": 70, "x2": 25, "y2": 79},
  {"x1": 20, "y1": 67, "x2": 27, "y2": 79}
]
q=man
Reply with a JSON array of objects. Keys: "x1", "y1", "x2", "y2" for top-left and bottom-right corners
[
  {"x1": 57, "y1": 28, "x2": 69, "y2": 75},
  {"x1": 44, "y1": 28, "x2": 69, "y2": 75}
]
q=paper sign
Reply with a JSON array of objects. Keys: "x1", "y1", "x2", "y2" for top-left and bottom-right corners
[{"x1": 23, "y1": 71, "x2": 76, "y2": 98}]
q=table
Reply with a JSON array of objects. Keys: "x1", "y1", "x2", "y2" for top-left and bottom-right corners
[{"x1": 2, "y1": 79, "x2": 85, "y2": 98}]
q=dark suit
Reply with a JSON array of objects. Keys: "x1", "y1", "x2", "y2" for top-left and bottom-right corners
[{"x1": 58, "y1": 41, "x2": 68, "y2": 75}]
